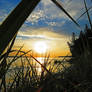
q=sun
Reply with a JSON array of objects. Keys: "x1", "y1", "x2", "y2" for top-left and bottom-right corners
[{"x1": 34, "y1": 41, "x2": 48, "y2": 54}]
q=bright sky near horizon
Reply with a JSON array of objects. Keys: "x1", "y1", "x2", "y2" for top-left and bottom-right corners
[{"x1": 0, "y1": 0, "x2": 92, "y2": 57}]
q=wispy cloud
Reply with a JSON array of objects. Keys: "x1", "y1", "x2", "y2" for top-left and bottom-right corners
[
  {"x1": 0, "y1": 0, "x2": 89, "y2": 28},
  {"x1": 18, "y1": 27, "x2": 69, "y2": 41},
  {"x1": 15, "y1": 27, "x2": 70, "y2": 54},
  {"x1": 26, "y1": 10, "x2": 45, "y2": 24},
  {"x1": 25, "y1": 0, "x2": 85, "y2": 28}
]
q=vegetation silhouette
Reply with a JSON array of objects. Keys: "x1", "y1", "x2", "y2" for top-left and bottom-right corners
[
  {"x1": 68, "y1": 25, "x2": 92, "y2": 57},
  {"x1": 0, "y1": 0, "x2": 92, "y2": 92}
]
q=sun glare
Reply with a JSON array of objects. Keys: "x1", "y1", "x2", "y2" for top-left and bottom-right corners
[{"x1": 34, "y1": 41, "x2": 48, "y2": 54}]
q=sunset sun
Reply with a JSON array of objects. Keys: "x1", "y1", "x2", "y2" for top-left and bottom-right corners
[{"x1": 34, "y1": 41, "x2": 48, "y2": 54}]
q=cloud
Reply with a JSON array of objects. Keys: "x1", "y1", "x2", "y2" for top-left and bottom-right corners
[
  {"x1": 45, "y1": 20, "x2": 65, "y2": 27},
  {"x1": 17, "y1": 27, "x2": 69, "y2": 41},
  {"x1": 41, "y1": 0, "x2": 84, "y2": 18},
  {"x1": 0, "y1": 0, "x2": 86, "y2": 30},
  {"x1": 14, "y1": 27, "x2": 70, "y2": 55},
  {"x1": 25, "y1": 0, "x2": 85, "y2": 28},
  {"x1": 26, "y1": 10, "x2": 45, "y2": 24}
]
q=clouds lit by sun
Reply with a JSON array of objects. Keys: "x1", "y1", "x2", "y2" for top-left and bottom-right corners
[{"x1": 14, "y1": 28, "x2": 70, "y2": 57}]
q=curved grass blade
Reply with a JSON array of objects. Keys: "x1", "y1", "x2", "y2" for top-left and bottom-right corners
[
  {"x1": 7, "y1": 50, "x2": 31, "y2": 70},
  {"x1": 0, "y1": 34, "x2": 16, "y2": 61},
  {"x1": 0, "y1": 49, "x2": 31, "y2": 79}
]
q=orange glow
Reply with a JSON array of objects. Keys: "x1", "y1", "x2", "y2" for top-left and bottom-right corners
[{"x1": 13, "y1": 28, "x2": 71, "y2": 57}]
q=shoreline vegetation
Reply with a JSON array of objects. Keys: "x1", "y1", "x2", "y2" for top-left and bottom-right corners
[
  {"x1": 0, "y1": 0, "x2": 92, "y2": 92},
  {"x1": 0, "y1": 26, "x2": 92, "y2": 92}
]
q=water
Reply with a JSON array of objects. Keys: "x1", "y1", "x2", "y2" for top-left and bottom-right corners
[
  {"x1": 6, "y1": 56, "x2": 70, "y2": 74},
  {"x1": 5, "y1": 56, "x2": 70, "y2": 86}
]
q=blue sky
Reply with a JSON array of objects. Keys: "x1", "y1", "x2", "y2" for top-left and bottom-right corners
[
  {"x1": 0, "y1": 0, "x2": 92, "y2": 56},
  {"x1": 0, "y1": 0, "x2": 92, "y2": 33}
]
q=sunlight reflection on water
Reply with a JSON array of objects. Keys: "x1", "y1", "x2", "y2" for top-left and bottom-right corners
[{"x1": 5, "y1": 56, "x2": 71, "y2": 86}]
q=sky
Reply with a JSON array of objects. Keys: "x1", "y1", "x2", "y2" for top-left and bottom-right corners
[{"x1": 0, "y1": 0, "x2": 92, "y2": 57}]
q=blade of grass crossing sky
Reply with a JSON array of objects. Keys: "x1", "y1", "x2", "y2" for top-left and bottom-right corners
[
  {"x1": 77, "y1": 6, "x2": 92, "y2": 21},
  {"x1": 0, "y1": 0, "x2": 40, "y2": 55},
  {"x1": 84, "y1": 0, "x2": 92, "y2": 29},
  {"x1": 51, "y1": 0, "x2": 81, "y2": 30}
]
